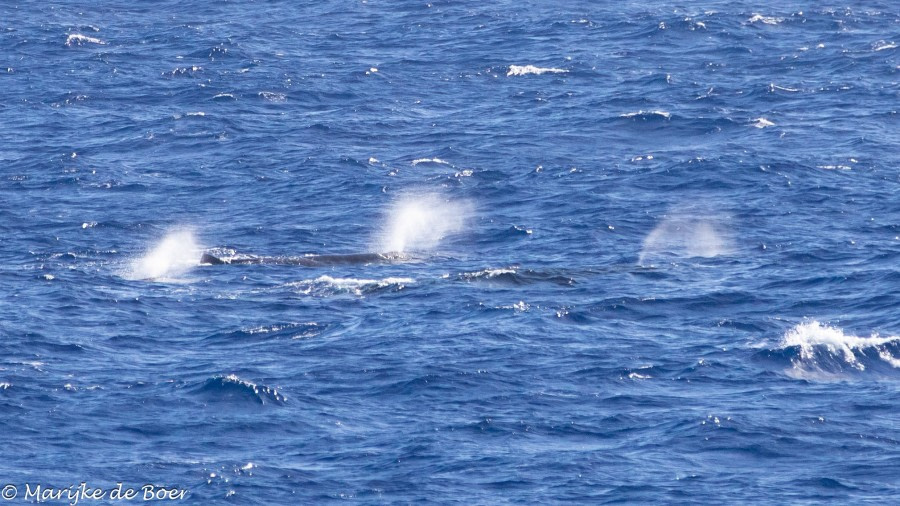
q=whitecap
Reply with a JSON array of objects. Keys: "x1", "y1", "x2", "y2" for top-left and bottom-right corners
[
  {"x1": 620, "y1": 110, "x2": 671, "y2": 119},
  {"x1": 748, "y1": 14, "x2": 782, "y2": 25},
  {"x1": 198, "y1": 374, "x2": 286, "y2": 404},
  {"x1": 497, "y1": 300, "x2": 529, "y2": 312},
  {"x1": 462, "y1": 268, "x2": 518, "y2": 279},
  {"x1": 66, "y1": 33, "x2": 105, "y2": 46},
  {"x1": 411, "y1": 158, "x2": 450, "y2": 166},
  {"x1": 779, "y1": 321, "x2": 900, "y2": 377},
  {"x1": 769, "y1": 83, "x2": 799, "y2": 93},
  {"x1": 751, "y1": 117, "x2": 775, "y2": 128},
  {"x1": 258, "y1": 91, "x2": 286, "y2": 102},
  {"x1": 287, "y1": 276, "x2": 414, "y2": 297},
  {"x1": 873, "y1": 40, "x2": 897, "y2": 52},
  {"x1": 245, "y1": 322, "x2": 320, "y2": 336},
  {"x1": 507, "y1": 65, "x2": 568, "y2": 77}
]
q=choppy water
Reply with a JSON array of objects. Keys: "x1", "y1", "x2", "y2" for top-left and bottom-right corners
[{"x1": 2, "y1": 1, "x2": 899, "y2": 503}]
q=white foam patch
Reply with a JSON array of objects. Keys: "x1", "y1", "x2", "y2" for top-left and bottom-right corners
[
  {"x1": 288, "y1": 276, "x2": 414, "y2": 296},
  {"x1": 377, "y1": 194, "x2": 470, "y2": 253},
  {"x1": 411, "y1": 158, "x2": 450, "y2": 166},
  {"x1": 620, "y1": 110, "x2": 671, "y2": 119},
  {"x1": 751, "y1": 117, "x2": 775, "y2": 128},
  {"x1": 128, "y1": 230, "x2": 202, "y2": 281},
  {"x1": 769, "y1": 83, "x2": 799, "y2": 93},
  {"x1": 259, "y1": 91, "x2": 286, "y2": 102},
  {"x1": 461, "y1": 267, "x2": 518, "y2": 280},
  {"x1": 66, "y1": 33, "x2": 105, "y2": 46},
  {"x1": 638, "y1": 215, "x2": 733, "y2": 265},
  {"x1": 507, "y1": 65, "x2": 568, "y2": 77},
  {"x1": 780, "y1": 321, "x2": 900, "y2": 376},
  {"x1": 748, "y1": 14, "x2": 782, "y2": 25}
]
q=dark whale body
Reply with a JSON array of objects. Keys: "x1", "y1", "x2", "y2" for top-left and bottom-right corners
[{"x1": 200, "y1": 252, "x2": 402, "y2": 267}]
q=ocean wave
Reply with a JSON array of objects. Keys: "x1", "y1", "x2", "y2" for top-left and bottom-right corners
[
  {"x1": 495, "y1": 301, "x2": 530, "y2": 312},
  {"x1": 165, "y1": 66, "x2": 203, "y2": 78},
  {"x1": 768, "y1": 83, "x2": 800, "y2": 93},
  {"x1": 460, "y1": 267, "x2": 518, "y2": 280},
  {"x1": 619, "y1": 110, "x2": 671, "y2": 120},
  {"x1": 748, "y1": 14, "x2": 783, "y2": 25},
  {"x1": 258, "y1": 91, "x2": 287, "y2": 102},
  {"x1": 771, "y1": 322, "x2": 900, "y2": 380},
  {"x1": 172, "y1": 111, "x2": 206, "y2": 119},
  {"x1": 194, "y1": 374, "x2": 286, "y2": 405},
  {"x1": 458, "y1": 267, "x2": 575, "y2": 286},
  {"x1": 286, "y1": 275, "x2": 414, "y2": 296},
  {"x1": 411, "y1": 157, "x2": 450, "y2": 166},
  {"x1": 66, "y1": 33, "x2": 105, "y2": 47},
  {"x1": 203, "y1": 322, "x2": 325, "y2": 343},
  {"x1": 872, "y1": 40, "x2": 896, "y2": 52},
  {"x1": 506, "y1": 65, "x2": 568, "y2": 77}
]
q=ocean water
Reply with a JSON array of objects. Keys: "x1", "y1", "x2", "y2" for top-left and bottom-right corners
[{"x1": 2, "y1": 1, "x2": 899, "y2": 503}]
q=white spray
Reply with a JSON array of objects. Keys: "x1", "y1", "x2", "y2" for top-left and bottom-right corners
[
  {"x1": 128, "y1": 229, "x2": 202, "y2": 281},
  {"x1": 378, "y1": 193, "x2": 470, "y2": 253},
  {"x1": 638, "y1": 212, "x2": 733, "y2": 265}
]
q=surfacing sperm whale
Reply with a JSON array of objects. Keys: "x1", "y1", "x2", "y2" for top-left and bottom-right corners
[{"x1": 199, "y1": 251, "x2": 405, "y2": 267}]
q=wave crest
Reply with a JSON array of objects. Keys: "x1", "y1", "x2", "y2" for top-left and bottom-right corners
[
  {"x1": 507, "y1": 65, "x2": 568, "y2": 77},
  {"x1": 776, "y1": 322, "x2": 900, "y2": 380},
  {"x1": 286, "y1": 276, "x2": 414, "y2": 297},
  {"x1": 195, "y1": 374, "x2": 286, "y2": 405}
]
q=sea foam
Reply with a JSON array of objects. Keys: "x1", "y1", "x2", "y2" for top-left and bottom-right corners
[
  {"x1": 507, "y1": 65, "x2": 568, "y2": 77},
  {"x1": 778, "y1": 321, "x2": 900, "y2": 379},
  {"x1": 66, "y1": 33, "x2": 105, "y2": 46},
  {"x1": 287, "y1": 276, "x2": 414, "y2": 297}
]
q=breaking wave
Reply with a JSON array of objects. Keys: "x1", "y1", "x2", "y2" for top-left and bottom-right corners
[{"x1": 764, "y1": 321, "x2": 900, "y2": 380}]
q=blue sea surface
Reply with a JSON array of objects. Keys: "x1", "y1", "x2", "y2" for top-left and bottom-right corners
[{"x1": 2, "y1": 0, "x2": 899, "y2": 503}]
